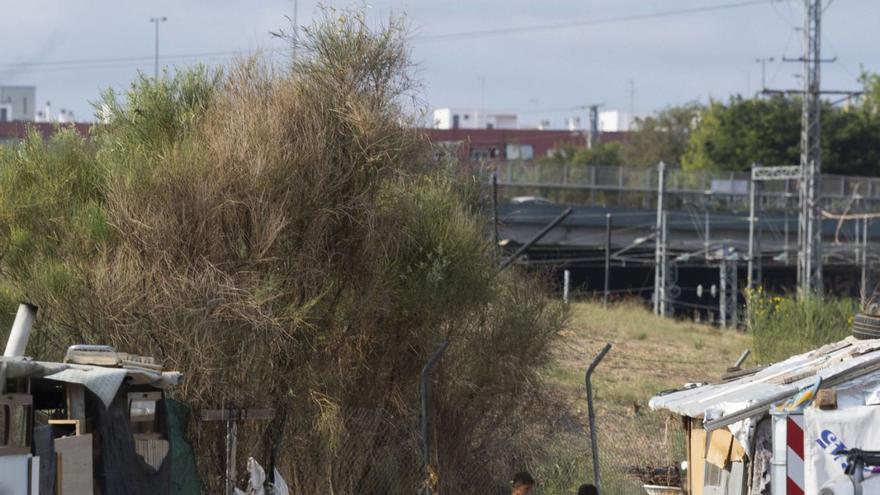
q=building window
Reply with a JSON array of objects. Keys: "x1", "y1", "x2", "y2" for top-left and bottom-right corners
[
  {"x1": 469, "y1": 146, "x2": 500, "y2": 161},
  {"x1": 505, "y1": 144, "x2": 534, "y2": 161}
]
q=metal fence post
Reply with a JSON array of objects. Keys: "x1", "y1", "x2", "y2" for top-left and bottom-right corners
[
  {"x1": 564, "y1": 269, "x2": 571, "y2": 304},
  {"x1": 421, "y1": 340, "x2": 449, "y2": 494},
  {"x1": 604, "y1": 213, "x2": 612, "y2": 308},
  {"x1": 585, "y1": 343, "x2": 612, "y2": 491}
]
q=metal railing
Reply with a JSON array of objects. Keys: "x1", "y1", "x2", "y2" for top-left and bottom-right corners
[{"x1": 481, "y1": 162, "x2": 880, "y2": 211}]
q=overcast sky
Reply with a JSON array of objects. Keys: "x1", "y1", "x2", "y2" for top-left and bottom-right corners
[{"x1": 1, "y1": 0, "x2": 877, "y2": 127}]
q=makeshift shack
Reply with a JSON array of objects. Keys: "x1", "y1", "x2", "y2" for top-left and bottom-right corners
[
  {"x1": 0, "y1": 303, "x2": 197, "y2": 494},
  {"x1": 650, "y1": 337, "x2": 880, "y2": 495}
]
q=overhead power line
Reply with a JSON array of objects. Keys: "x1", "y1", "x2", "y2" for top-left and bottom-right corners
[
  {"x1": 414, "y1": 0, "x2": 774, "y2": 41},
  {"x1": 0, "y1": 48, "x2": 285, "y2": 70},
  {"x1": 0, "y1": 0, "x2": 774, "y2": 75}
]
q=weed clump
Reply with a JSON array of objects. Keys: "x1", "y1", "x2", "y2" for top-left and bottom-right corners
[{"x1": 745, "y1": 288, "x2": 855, "y2": 362}]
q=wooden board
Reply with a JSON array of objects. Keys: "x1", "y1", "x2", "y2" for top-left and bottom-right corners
[
  {"x1": 200, "y1": 408, "x2": 275, "y2": 421},
  {"x1": 54, "y1": 435, "x2": 93, "y2": 495},
  {"x1": 48, "y1": 420, "x2": 82, "y2": 437}
]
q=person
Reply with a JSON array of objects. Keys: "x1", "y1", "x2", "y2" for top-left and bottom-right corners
[
  {"x1": 510, "y1": 471, "x2": 535, "y2": 495},
  {"x1": 577, "y1": 484, "x2": 599, "y2": 495}
]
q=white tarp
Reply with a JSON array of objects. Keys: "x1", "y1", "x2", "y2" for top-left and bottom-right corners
[
  {"x1": 44, "y1": 366, "x2": 127, "y2": 407},
  {"x1": 0, "y1": 357, "x2": 183, "y2": 407},
  {"x1": 805, "y1": 406, "x2": 880, "y2": 493}
]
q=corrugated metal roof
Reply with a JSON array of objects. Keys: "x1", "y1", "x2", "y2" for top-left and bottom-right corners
[{"x1": 649, "y1": 337, "x2": 880, "y2": 431}]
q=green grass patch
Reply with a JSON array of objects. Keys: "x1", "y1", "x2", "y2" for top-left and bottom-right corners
[{"x1": 745, "y1": 288, "x2": 856, "y2": 362}]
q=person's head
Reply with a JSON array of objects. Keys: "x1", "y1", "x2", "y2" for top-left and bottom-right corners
[
  {"x1": 577, "y1": 484, "x2": 599, "y2": 495},
  {"x1": 510, "y1": 471, "x2": 535, "y2": 495}
]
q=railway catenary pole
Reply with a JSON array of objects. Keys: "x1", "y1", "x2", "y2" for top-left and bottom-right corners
[
  {"x1": 653, "y1": 162, "x2": 666, "y2": 315},
  {"x1": 747, "y1": 163, "x2": 762, "y2": 289},
  {"x1": 798, "y1": 0, "x2": 824, "y2": 295}
]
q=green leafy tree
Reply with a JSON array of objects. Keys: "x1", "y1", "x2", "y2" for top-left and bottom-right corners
[
  {"x1": 543, "y1": 104, "x2": 700, "y2": 168},
  {"x1": 682, "y1": 95, "x2": 801, "y2": 171},
  {"x1": 621, "y1": 103, "x2": 702, "y2": 167},
  {"x1": 544, "y1": 142, "x2": 623, "y2": 166},
  {"x1": 684, "y1": 79, "x2": 880, "y2": 175}
]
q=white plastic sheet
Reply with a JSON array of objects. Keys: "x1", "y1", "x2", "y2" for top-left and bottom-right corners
[
  {"x1": 241, "y1": 457, "x2": 289, "y2": 495},
  {"x1": 805, "y1": 406, "x2": 880, "y2": 493}
]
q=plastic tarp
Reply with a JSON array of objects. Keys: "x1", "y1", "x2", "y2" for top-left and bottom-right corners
[
  {"x1": 805, "y1": 406, "x2": 880, "y2": 493},
  {"x1": 166, "y1": 399, "x2": 200, "y2": 495},
  {"x1": 44, "y1": 366, "x2": 127, "y2": 407},
  {"x1": 235, "y1": 457, "x2": 289, "y2": 495},
  {"x1": 0, "y1": 357, "x2": 183, "y2": 407},
  {"x1": 90, "y1": 396, "x2": 171, "y2": 495}
]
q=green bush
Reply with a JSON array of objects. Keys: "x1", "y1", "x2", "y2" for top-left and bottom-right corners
[
  {"x1": 0, "y1": 9, "x2": 564, "y2": 493},
  {"x1": 746, "y1": 288, "x2": 856, "y2": 362}
]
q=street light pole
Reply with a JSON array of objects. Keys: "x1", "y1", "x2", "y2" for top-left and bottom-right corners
[
  {"x1": 150, "y1": 16, "x2": 168, "y2": 79},
  {"x1": 755, "y1": 57, "x2": 775, "y2": 94}
]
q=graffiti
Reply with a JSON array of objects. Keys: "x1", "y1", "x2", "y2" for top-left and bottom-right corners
[{"x1": 816, "y1": 429, "x2": 880, "y2": 474}]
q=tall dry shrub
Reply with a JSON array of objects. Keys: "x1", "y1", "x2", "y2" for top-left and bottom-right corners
[{"x1": 0, "y1": 10, "x2": 564, "y2": 493}]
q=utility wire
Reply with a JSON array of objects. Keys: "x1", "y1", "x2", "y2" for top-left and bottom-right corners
[
  {"x1": 0, "y1": 0, "x2": 773, "y2": 75},
  {"x1": 414, "y1": 0, "x2": 773, "y2": 42}
]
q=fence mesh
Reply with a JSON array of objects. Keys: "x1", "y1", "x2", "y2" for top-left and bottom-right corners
[
  {"x1": 522, "y1": 409, "x2": 686, "y2": 495},
  {"x1": 200, "y1": 386, "x2": 688, "y2": 494},
  {"x1": 465, "y1": 160, "x2": 880, "y2": 213}
]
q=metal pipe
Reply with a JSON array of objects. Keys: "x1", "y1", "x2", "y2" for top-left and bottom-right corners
[
  {"x1": 421, "y1": 340, "x2": 449, "y2": 489},
  {"x1": 734, "y1": 349, "x2": 751, "y2": 368},
  {"x1": 225, "y1": 416, "x2": 237, "y2": 495},
  {"x1": 499, "y1": 208, "x2": 573, "y2": 270},
  {"x1": 563, "y1": 269, "x2": 571, "y2": 305},
  {"x1": 585, "y1": 343, "x2": 612, "y2": 490},
  {"x1": 3, "y1": 303, "x2": 37, "y2": 358}
]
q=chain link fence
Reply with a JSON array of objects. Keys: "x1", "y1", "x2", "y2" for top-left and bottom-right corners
[
  {"x1": 464, "y1": 160, "x2": 880, "y2": 213},
  {"x1": 259, "y1": 408, "x2": 685, "y2": 494},
  {"x1": 521, "y1": 409, "x2": 685, "y2": 495}
]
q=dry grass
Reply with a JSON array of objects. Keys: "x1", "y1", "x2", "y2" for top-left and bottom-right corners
[
  {"x1": 532, "y1": 299, "x2": 749, "y2": 492},
  {"x1": 549, "y1": 299, "x2": 749, "y2": 411}
]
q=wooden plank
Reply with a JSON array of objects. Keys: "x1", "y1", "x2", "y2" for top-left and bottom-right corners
[
  {"x1": 200, "y1": 408, "x2": 275, "y2": 422},
  {"x1": 56, "y1": 453, "x2": 62, "y2": 495},
  {"x1": 48, "y1": 420, "x2": 81, "y2": 437},
  {"x1": 55, "y1": 435, "x2": 93, "y2": 495},
  {"x1": 66, "y1": 385, "x2": 85, "y2": 424}
]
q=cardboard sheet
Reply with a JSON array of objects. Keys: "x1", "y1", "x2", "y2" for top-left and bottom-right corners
[
  {"x1": 55, "y1": 434, "x2": 94, "y2": 495},
  {"x1": 705, "y1": 428, "x2": 747, "y2": 468}
]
